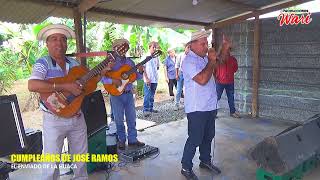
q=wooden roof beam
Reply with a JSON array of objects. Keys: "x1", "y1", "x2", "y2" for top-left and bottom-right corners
[
  {"x1": 79, "y1": 0, "x2": 100, "y2": 13},
  {"x1": 26, "y1": 0, "x2": 77, "y2": 8}
]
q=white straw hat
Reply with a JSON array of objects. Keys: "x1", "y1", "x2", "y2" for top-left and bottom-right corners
[
  {"x1": 37, "y1": 24, "x2": 75, "y2": 41},
  {"x1": 189, "y1": 30, "x2": 211, "y2": 43}
]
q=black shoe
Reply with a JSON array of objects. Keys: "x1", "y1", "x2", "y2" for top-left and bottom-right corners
[
  {"x1": 151, "y1": 109, "x2": 159, "y2": 113},
  {"x1": 181, "y1": 168, "x2": 198, "y2": 180},
  {"x1": 118, "y1": 141, "x2": 125, "y2": 150},
  {"x1": 199, "y1": 162, "x2": 221, "y2": 174},
  {"x1": 128, "y1": 140, "x2": 145, "y2": 147}
]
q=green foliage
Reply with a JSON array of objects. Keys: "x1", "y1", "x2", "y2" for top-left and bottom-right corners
[
  {"x1": 0, "y1": 49, "x2": 20, "y2": 94},
  {"x1": 101, "y1": 23, "x2": 117, "y2": 51},
  {"x1": 0, "y1": 18, "x2": 190, "y2": 96},
  {"x1": 19, "y1": 40, "x2": 48, "y2": 74},
  {"x1": 174, "y1": 28, "x2": 186, "y2": 34},
  {"x1": 129, "y1": 25, "x2": 144, "y2": 58},
  {"x1": 157, "y1": 35, "x2": 169, "y2": 62},
  {"x1": 136, "y1": 79, "x2": 144, "y2": 97},
  {"x1": 33, "y1": 22, "x2": 51, "y2": 37}
]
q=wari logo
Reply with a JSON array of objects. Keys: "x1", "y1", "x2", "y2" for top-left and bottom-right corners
[{"x1": 277, "y1": 9, "x2": 312, "y2": 26}]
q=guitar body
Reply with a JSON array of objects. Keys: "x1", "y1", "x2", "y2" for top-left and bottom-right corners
[
  {"x1": 40, "y1": 66, "x2": 100, "y2": 118},
  {"x1": 104, "y1": 64, "x2": 137, "y2": 96}
]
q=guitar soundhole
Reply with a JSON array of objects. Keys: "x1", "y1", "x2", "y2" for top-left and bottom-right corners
[{"x1": 121, "y1": 73, "x2": 129, "y2": 80}]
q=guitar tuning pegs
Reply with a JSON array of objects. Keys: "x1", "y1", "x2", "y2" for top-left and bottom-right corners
[{"x1": 108, "y1": 53, "x2": 115, "y2": 60}]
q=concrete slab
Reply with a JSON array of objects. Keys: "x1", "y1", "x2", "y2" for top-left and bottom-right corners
[
  {"x1": 5, "y1": 112, "x2": 320, "y2": 180},
  {"x1": 133, "y1": 118, "x2": 156, "y2": 131}
]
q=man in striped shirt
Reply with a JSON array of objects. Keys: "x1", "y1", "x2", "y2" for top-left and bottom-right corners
[{"x1": 28, "y1": 24, "x2": 113, "y2": 180}]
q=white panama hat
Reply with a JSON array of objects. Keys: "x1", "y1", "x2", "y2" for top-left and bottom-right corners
[
  {"x1": 37, "y1": 24, "x2": 75, "y2": 41},
  {"x1": 189, "y1": 30, "x2": 211, "y2": 43}
]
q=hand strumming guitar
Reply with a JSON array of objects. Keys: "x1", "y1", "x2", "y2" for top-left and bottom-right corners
[
  {"x1": 112, "y1": 79, "x2": 122, "y2": 88},
  {"x1": 100, "y1": 59, "x2": 116, "y2": 76},
  {"x1": 54, "y1": 82, "x2": 83, "y2": 96}
]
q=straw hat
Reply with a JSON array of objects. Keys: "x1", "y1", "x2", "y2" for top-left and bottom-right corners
[
  {"x1": 189, "y1": 30, "x2": 211, "y2": 43},
  {"x1": 37, "y1": 24, "x2": 75, "y2": 41},
  {"x1": 112, "y1": 38, "x2": 130, "y2": 49}
]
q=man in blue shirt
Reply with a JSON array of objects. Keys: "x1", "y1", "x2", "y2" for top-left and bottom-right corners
[
  {"x1": 180, "y1": 30, "x2": 221, "y2": 180},
  {"x1": 102, "y1": 39, "x2": 145, "y2": 150}
]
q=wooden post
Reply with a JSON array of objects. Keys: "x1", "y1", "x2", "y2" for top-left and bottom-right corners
[
  {"x1": 252, "y1": 15, "x2": 261, "y2": 118},
  {"x1": 73, "y1": 8, "x2": 86, "y2": 66},
  {"x1": 211, "y1": 27, "x2": 218, "y2": 51}
]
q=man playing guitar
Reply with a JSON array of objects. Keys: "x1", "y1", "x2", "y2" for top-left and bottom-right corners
[
  {"x1": 28, "y1": 24, "x2": 114, "y2": 180},
  {"x1": 102, "y1": 39, "x2": 145, "y2": 150}
]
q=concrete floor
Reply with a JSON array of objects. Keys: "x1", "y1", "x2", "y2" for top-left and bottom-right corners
[{"x1": 7, "y1": 112, "x2": 320, "y2": 180}]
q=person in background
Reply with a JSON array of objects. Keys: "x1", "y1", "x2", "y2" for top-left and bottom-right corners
[
  {"x1": 174, "y1": 43, "x2": 189, "y2": 111},
  {"x1": 215, "y1": 34, "x2": 240, "y2": 118},
  {"x1": 163, "y1": 48, "x2": 177, "y2": 101},
  {"x1": 143, "y1": 41, "x2": 160, "y2": 117}
]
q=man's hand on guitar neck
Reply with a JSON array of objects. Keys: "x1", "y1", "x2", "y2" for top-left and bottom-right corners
[{"x1": 137, "y1": 65, "x2": 144, "y2": 74}]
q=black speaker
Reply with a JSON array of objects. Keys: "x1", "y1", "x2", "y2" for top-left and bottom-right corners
[
  {"x1": 81, "y1": 90, "x2": 108, "y2": 137},
  {"x1": 250, "y1": 114, "x2": 320, "y2": 174},
  {"x1": 23, "y1": 129, "x2": 43, "y2": 154},
  {"x1": 0, "y1": 95, "x2": 27, "y2": 157}
]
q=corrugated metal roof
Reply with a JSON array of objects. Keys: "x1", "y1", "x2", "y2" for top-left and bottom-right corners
[
  {"x1": 93, "y1": 0, "x2": 251, "y2": 24},
  {"x1": 0, "y1": 0, "x2": 313, "y2": 29}
]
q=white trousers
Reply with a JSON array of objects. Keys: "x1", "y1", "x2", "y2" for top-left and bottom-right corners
[{"x1": 42, "y1": 111, "x2": 88, "y2": 180}]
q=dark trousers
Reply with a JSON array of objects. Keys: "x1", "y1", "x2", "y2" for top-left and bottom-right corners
[
  {"x1": 181, "y1": 110, "x2": 217, "y2": 170},
  {"x1": 216, "y1": 83, "x2": 236, "y2": 114},
  {"x1": 168, "y1": 79, "x2": 177, "y2": 96}
]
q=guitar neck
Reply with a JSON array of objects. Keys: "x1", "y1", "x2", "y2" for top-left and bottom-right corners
[
  {"x1": 79, "y1": 58, "x2": 110, "y2": 84},
  {"x1": 126, "y1": 56, "x2": 153, "y2": 75}
]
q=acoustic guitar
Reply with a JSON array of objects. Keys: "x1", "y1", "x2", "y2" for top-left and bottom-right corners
[
  {"x1": 104, "y1": 50, "x2": 162, "y2": 96},
  {"x1": 39, "y1": 45, "x2": 127, "y2": 118}
]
